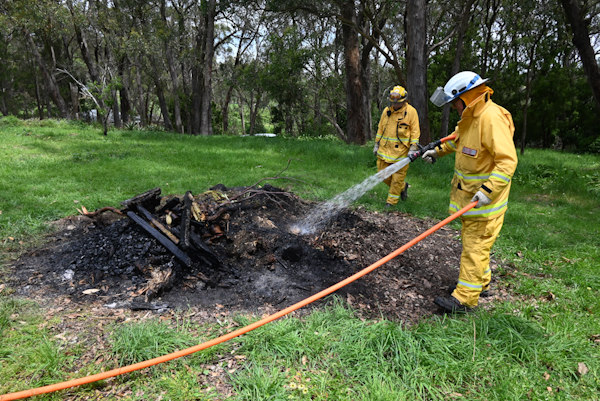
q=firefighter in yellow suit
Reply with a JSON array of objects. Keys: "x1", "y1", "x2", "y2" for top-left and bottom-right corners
[
  {"x1": 423, "y1": 71, "x2": 518, "y2": 313},
  {"x1": 373, "y1": 86, "x2": 421, "y2": 208}
]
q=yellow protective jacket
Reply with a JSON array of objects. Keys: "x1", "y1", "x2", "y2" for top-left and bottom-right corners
[
  {"x1": 375, "y1": 103, "x2": 420, "y2": 163},
  {"x1": 436, "y1": 93, "x2": 517, "y2": 220}
]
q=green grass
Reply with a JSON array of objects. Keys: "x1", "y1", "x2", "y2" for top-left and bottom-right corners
[
  {"x1": 231, "y1": 300, "x2": 599, "y2": 400},
  {"x1": 1, "y1": 118, "x2": 599, "y2": 400}
]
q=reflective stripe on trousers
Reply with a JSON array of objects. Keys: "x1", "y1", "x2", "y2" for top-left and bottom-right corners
[
  {"x1": 452, "y1": 213, "x2": 505, "y2": 307},
  {"x1": 377, "y1": 158, "x2": 409, "y2": 205}
]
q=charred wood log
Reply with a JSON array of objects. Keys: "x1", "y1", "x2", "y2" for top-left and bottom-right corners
[
  {"x1": 136, "y1": 205, "x2": 180, "y2": 245},
  {"x1": 169, "y1": 224, "x2": 220, "y2": 268},
  {"x1": 189, "y1": 231, "x2": 220, "y2": 267},
  {"x1": 126, "y1": 211, "x2": 191, "y2": 267},
  {"x1": 155, "y1": 197, "x2": 181, "y2": 216},
  {"x1": 121, "y1": 187, "x2": 162, "y2": 211},
  {"x1": 179, "y1": 191, "x2": 193, "y2": 250}
]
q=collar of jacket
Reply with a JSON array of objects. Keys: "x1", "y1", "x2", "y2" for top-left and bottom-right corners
[
  {"x1": 388, "y1": 103, "x2": 408, "y2": 115},
  {"x1": 461, "y1": 93, "x2": 492, "y2": 118}
]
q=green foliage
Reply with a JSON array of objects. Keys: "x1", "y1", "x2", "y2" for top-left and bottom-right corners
[
  {"x1": 589, "y1": 136, "x2": 600, "y2": 154},
  {"x1": 0, "y1": 123, "x2": 599, "y2": 399},
  {"x1": 0, "y1": 116, "x2": 22, "y2": 127},
  {"x1": 258, "y1": 26, "x2": 313, "y2": 135}
]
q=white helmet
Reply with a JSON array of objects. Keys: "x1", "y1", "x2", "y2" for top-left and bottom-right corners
[{"x1": 430, "y1": 71, "x2": 489, "y2": 107}]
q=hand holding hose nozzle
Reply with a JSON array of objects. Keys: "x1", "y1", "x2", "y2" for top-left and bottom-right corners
[
  {"x1": 408, "y1": 134, "x2": 457, "y2": 163},
  {"x1": 421, "y1": 149, "x2": 437, "y2": 164},
  {"x1": 408, "y1": 140, "x2": 441, "y2": 162}
]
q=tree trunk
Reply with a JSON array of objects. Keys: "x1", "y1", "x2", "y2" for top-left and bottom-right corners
[
  {"x1": 520, "y1": 38, "x2": 539, "y2": 155},
  {"x1": 135, "y1": 55, "x2": 148, "y2": 126},
  {"x1": 112, "y1": 90, "x2": 121, "y2": 128},
  {"x1": 340, "y1": 0, "x2": 367, "y2": 145},
  {"x1": 0, "y1": 92, "x2": 6, "y2": 116},
  {"x1": 25, "y1": 30, "x2": 69, "y2": 118},
  {"x1": 238, "y1": 92, "x2": 246, "y2": 134},
  {"x1": 166, "y1": 46, "x2": 183, "y2": 133},
  {"x1": 199, "y1": 0, "x2": 216, "y2": 136},
  {"x1": 70, "y1": 82, "x2": 79, "y2": 119},
  {"x1": 32, "y1": 59, "x2": 44, "y2": 119},
  {"x1": 222, "y1": 29, "x2": 249, "y2": 134},
  {"x1": 191, "y1": 21, "x2": 204, "y2": 136},
  {"x1": 560, "y1": 0, "x2": 600, "y2": 110},
  {"x1": 249, "y1": 90, "x2": 262, "y2": 135},
  {"x1": 440, "y1": 0, "x2": 476, "y2": 137},
  {"x1": 191, "y1": 64, "x2": 202, "y2": 135},
  {"x1": 405, "y1": 0, "x2": 430, "y2": 143},
  {"x1": 360, "y1": 25, "x2": 373, "y2": 141},
  {"x1": 160, "y1": 0, "x2": 183, "y2": 133},
  {"x1": 68, "y1": 1, "x2": 107, "y2": 112},
  {"x1": 222, "y1": 85, "x2": 234, "y2": 133},
  {"x1": 481, "y1": 0, "x2": 499, "y2": 77},
  {"x1": 118, "y1": 56, "x2": 131, "y2": 124},
  {"x1": 153, "y1": 67, "x2": 173, "y2": 131}
]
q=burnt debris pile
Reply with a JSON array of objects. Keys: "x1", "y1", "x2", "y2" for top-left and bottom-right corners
[
  {"x1": 12, "y1": 183, "x2": 465, "y2": 320},
  {"x1": 56, "y1": 184, "x2": 330, "y2": 307}
]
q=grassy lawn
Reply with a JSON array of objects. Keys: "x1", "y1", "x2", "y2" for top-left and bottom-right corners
[{"x1": 1, "y1": 118, "x2": 599, "y2": 400}]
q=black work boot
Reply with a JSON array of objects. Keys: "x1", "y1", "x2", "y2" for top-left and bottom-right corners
[
  {"x1": 385, "y1": 203, "x2": 394, "y2": 210},
  {"x1": 400, "y1": 183, "x2": 410, "y2": 201},
  {"x1": 434, "y1": 296, "x2": 472, "y2": 314}
]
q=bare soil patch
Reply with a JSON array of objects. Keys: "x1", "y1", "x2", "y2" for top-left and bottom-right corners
[{"x1": 7, "y1": 184, "x2": 501, "y2": 323}]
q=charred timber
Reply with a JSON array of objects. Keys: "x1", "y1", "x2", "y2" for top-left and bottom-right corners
[
  {"x1": 136, "y1": 205, "x2": 180, "y2": 245},
  {"x1": 179, "y1": 191, "x2": 193, "y2": 250},
  {"x1": 126, "y1": 211, "x2": 191, "y2": 267},
  {"x1": 121, "y1": 187, "x2": 162, "y2": 211}
]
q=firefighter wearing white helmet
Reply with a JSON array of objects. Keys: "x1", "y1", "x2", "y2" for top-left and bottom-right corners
[
  {"x1": 423, "y1": 71, "x2": 518, "y2": 313},
  {"x1": 373, "y1": 85, "x2": 421, "y2": 207}
]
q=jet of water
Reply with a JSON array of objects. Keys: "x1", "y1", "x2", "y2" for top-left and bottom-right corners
[{"x1": 291, "y1": 157, "x2": 412, "y2": 235}]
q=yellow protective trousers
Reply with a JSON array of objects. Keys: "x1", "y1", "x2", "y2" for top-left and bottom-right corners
[
  {"x1": 377, "y1": 158, "x2": 409, "y2": 205},
  {"x1": 452, "y1": 213, "x2": 505, "y2": 307}
]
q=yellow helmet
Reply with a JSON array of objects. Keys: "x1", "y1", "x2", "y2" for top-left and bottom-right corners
[{"x1": 389, "y1": 86, "x2": 407, "y2": 103}]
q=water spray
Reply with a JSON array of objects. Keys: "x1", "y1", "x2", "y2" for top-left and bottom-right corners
[{"x1": 291, "y1": 134, "x2": 456, "y2": 235}]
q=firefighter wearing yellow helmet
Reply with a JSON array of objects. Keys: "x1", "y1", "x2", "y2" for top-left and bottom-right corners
[
  {"x1": 373, "y1": 85, "x2": 421, "y2": 207},
  {"x1": 423, "y1": 71, "x2": 518, "y2": 313}
]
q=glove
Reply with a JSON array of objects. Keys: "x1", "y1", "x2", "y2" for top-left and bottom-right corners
[
  {"x1": 471, "y1": 190, "x2": 492, "y2": 207},
  {"x1": 373, "y1": 143, "x2": 379, "y2": 156},
  {"x1": 422, "y1": 149, "x2": 437, "y2": 164},
  {"x1": 407, "y1": 145, "x2": 419, "y2": 159}
]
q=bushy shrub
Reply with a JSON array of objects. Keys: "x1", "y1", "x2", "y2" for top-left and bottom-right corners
[
  {"x1": 589, "y1": 136, "x2": 600, "y2": 154},
  {"x1": 0, "y1": 115, "x2": 22, "y2": 127}
]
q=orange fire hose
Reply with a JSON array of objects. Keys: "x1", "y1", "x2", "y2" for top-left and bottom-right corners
[{"x1": 0, "y1": 201, "x2": 477, "y2": 401}]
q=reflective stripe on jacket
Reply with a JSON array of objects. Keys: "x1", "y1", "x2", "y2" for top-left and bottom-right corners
[
  {"x1": 375, "y1": 104, "x2": 420, "y2": 163},
  {"x1": 437, "y1": 93, "x2": 517, "y2": 220}
]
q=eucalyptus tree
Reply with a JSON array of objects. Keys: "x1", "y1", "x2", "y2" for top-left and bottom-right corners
[
  {"x1": 258, "y1": 24, "x2": 311, "y2": 136},
  {"x1": 155, "y1": 0, "x2": 185, "y2": 133},
  {"x1": 500, "y1": 0, "x2": 560, "y2": 153},
  {"x1": 3, "y1": 0, "x2": 72, "y2": 118},
  {"x1": 427, "y1": 0, "x2": 478, "y2": 137},
  {"x1": 0, "y1": 12, "x2": 28, "y2": 117},
  {"x1": 260, "y1": 0, "x2": 375, "y2": 144},
  {"x1": 560, "y1": 0, "x2": 600, "y2": 110},
  {"x1": 213, "y1": 3, "x2": 263, "y2": 134}
]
